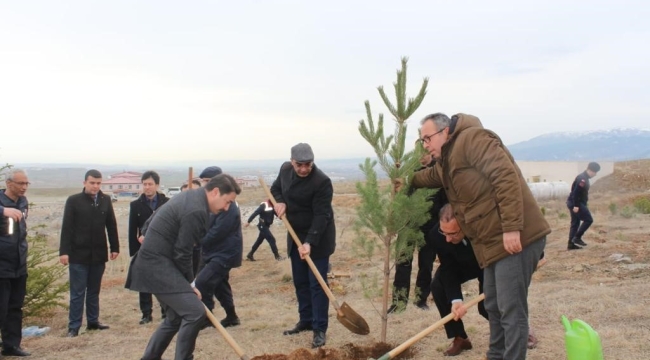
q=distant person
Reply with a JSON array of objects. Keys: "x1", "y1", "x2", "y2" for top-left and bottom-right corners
[
  {"x1": 245, "y1": 199, "x2": 284, "y2": 261},
  {"x1": 128, "y1": 171, "x2": 169, "y2": 325},
  {"x1": 0, "y1": 169, "x2": 32, "y2": 357},
  {"x1": 566, "y1": 162, "x2": 600, "y2": 250},
  {"x1": 271, "y1": 143, "x2": 336, "y2": 349},
  {"x1": 59, "y1": 169, "x2": 120, "y2": 338},
  {"x1": 125, "y1": 174, "x2": 241, "y2": 360},
  {"x1": 388, "y1": 153, "x2": 439, "y2": 313},
  {"x1": 410, "y1": 113, "x2": 548, "y2": 360}
]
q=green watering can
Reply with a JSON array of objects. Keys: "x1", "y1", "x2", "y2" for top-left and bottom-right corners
[{"x1": 562, "y1": 315, "x2": 604, "y2": 360}]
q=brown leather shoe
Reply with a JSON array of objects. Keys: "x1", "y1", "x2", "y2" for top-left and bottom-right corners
[{"x1": 444, "y1": 336, "x2": 473, "y2": 356}]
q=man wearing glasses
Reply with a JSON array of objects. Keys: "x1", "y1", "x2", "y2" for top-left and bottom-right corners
[
  {"x1": 0, "y1": 169, "x2": 31, "y2": 357},
  {"x1": 410, "y1": 113, "x2": 548, "y2": 360},
  {"x1": 271, "y1": 143, "x2": 336, "y2": 349},
  {"x1": 431, "y1": 203, "x2": 488, "y2": 356}
]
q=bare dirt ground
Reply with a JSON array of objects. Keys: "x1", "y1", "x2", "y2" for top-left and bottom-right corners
[{"x1": 18, "y1": 163, "x2": 650, "y2": 360}]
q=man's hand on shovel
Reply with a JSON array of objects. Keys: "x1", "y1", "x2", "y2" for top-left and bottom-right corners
[
  {"x1": 451, "y1": 301, "x2": 467, "y2": 321},
  {"x1": 299, "y1": 243, "x2": 311, "y2": 259}
]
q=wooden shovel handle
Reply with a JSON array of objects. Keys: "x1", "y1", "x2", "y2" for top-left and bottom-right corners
[
  {"x1": 203, "y1": 304, "x2": 249, "y2": 360},
  {"x1": 258, "y1": 178, "x2": 343, "y2": 313},
  {"x1": 380, "y1": 293, "x2": 486, "y2": 360}
]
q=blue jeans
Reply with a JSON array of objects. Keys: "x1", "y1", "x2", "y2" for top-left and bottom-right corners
[
  {"x1": 290, "y1": 247, "x2": 329, "y2": 332},
  {"x1": 68, "y1": 263, "x2": 105, "y2": 330}
]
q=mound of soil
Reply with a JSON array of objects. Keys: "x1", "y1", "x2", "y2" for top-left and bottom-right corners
[{"x1": 250, "y1": 342, "x2": 416, "y2": 360}]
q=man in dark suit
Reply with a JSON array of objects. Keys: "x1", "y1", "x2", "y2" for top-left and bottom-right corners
[
  {"x1": 0, "y1": 169, "x2": 32, "y2": 357},
  {"x1": 59, "y1": 169, "x2": 120, "y2": 338},
  {"x1": 271, "y1": 143, "x2": 336, "y2": 349},
  {"x1": 128, "y1": 171, "x2": 169, "y2": 325},
  {"x1": 125, "y1": 174, "x2": 241, "y2": 360},
  {"x1": 430, "y1": 203, "x2": 488, "y2": 356}
]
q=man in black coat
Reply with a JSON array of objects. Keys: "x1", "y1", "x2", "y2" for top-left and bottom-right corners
[
  {"x1": 59, "y1": 169, "x2": 120, "y2": 338},
  {"x1": 244, "y1": 199, "x2": 283, "y2": 261},
  {"x1": 195, "y1": 198, "x2": 243, "y2": 328},
  {"x1": 566, "y1": 161, "x2": 600, "y2": 250},
  {"x1": 431, "y1": 203, "x2": 488, "y2": 356},
  {"x1": 389, "y1": 153, "x2": 439, "y2": 313},
  {"x1": 271, "y1": 143, "x2": 335, "y2": 349},
  {"x1": 128, "y1": 171, "x2": 169, "y2": 325},
  {"x1": 0, "y1": 169, "x2": 32, "y2": 357}
]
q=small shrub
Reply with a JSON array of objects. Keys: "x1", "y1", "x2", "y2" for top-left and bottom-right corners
[
  {"x1": 608, "y1": 202, "x2": 618, "y2": 215},
  {"x1": 540, "y1": 207, "x2": 546, "y2": 216},
  {"x1": 620, "y1": 206, "x2": 636, "y2": 219},
  {"x1": 23, "y1": 228, "x2": 70, "y2": 319},
  {"x1": 558, "y1": 212, "x2": 568, "y2": 219},
  {"x1": 281, "y1": 274, "x2": 292, "y2": 283},
  {"x1": 633, "y1": 197, "x2": 650, "y2": 214}
]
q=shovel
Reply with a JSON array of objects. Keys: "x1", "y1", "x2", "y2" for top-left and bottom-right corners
[
  {"x1": 259, "y1": 178, "x2": 370, "y2": 335},
  {"x1": 373, "y1": 293, "x2": 485, "y2": 360},
  {"x1": 203, "y1": 304, "x2": 250, "y2": 360}
]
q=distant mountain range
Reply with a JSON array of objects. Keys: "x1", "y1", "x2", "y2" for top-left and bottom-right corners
[
  {"x1": 10, "y1": 128, "x2": 650, "y2": 188},
  {"x1": 507, "y1": 128, "x2": 650, "y2": 161}
]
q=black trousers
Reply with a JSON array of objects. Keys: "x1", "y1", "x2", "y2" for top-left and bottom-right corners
[
  {"x1": 139, "y1": 292, "x2": 166, "y2": 318},
  {"x1": 250, "y1": 225, "x2": 279, "y2": 256},
  {"x1": 0, "y1": 275, "x2": 27, "y2": 348},
  {"x1": 431, "y1": 270, "x2": 488, "y2": 339},
  {"x1": 569, "y1": 205, "x2": 593, "y2": 242},
  {"x1": 392, "y1": 236, "x2": 435, "y2": 306},
  {"x1": 195, "y1": 260, "x2": 234, "y2": 312}
]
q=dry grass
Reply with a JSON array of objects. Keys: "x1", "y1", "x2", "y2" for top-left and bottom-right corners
[{"x1": 19, "y1": 182, "x2": 650, "y2": 360}]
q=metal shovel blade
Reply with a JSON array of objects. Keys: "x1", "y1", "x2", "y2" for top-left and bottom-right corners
[{"x1": 337, "y1": 301, "x2": 370, "y2": 335}]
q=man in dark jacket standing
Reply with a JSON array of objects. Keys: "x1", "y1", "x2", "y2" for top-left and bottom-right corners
[
  {"x1": 411, "y1": 113, "x2": 549, "y2": 360},
  {"x1": 128, "y1": 170, "x2": 169, "y2": 324},
  {"x1": 271, "y1": 143, "x2": 336, "y2": 349},
  {"x1": 389, "y1": 153, "x2": 439, "y2": 313},
  {"x1": 59, "y1": 169, "x2": 120, "y2": 338},
  {"x1": 244, "y1": 199, "x2": 283, "y2": 261},
  {"x1": 125, "y1": 174, "x2": 241, "y2": 360},
  {"x1": 566, "y1": 162, "x2": 600, "y2": 250},
  {"x1": 0, "y1": 169, "x2": 31, "y2": 357}
]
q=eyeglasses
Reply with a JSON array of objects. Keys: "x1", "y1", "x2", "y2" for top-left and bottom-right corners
[
  {"x1": 438, "y1": 227, "x2": 461, "y2": 237},
  {"x1": 9, "y1": 180, "x2": 31, "y2": 187},
  {"x1": 418, "y1": 128, "x2": 446, "y2": 145}
]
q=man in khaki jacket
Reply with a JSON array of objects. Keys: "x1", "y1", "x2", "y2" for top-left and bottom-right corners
[{"x1": 410, "y1": 113, "x2": 549, "y2": 360}]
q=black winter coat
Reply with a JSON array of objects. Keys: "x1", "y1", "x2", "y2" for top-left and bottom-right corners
[
  {"x1": 59, "y1": 189, "x2": 120, "y2": 264},
  {"x1": 270, "y1": 162, "x2": 335, "y2": 259},
  {"x1": 247, "y1": 202, "x2": 275, "y2": 227},
  {"x1": 0, "y1": 190, "x2": 29, "y2": 278},
  {"x1": 128, "y1": 192, "x2": 169, "y2": 256}
]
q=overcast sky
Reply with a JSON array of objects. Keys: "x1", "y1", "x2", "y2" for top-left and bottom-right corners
[{"x1": 1, "y1": 1, "x2": 648, "y2": 166}]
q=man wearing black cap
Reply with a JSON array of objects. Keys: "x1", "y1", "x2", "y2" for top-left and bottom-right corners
[
  {"x1": 271, "y1": 143, "x2": 336, "y2": 349},
  {"x1": 194, "y1": 166, "x2": 244, "y2": 329},
  {"x1": 566, "y1": 161, "x2": 600, "y2": 250},
  {"x1": 199, "y1": 166, "x2": 223, "y2": 186}
]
